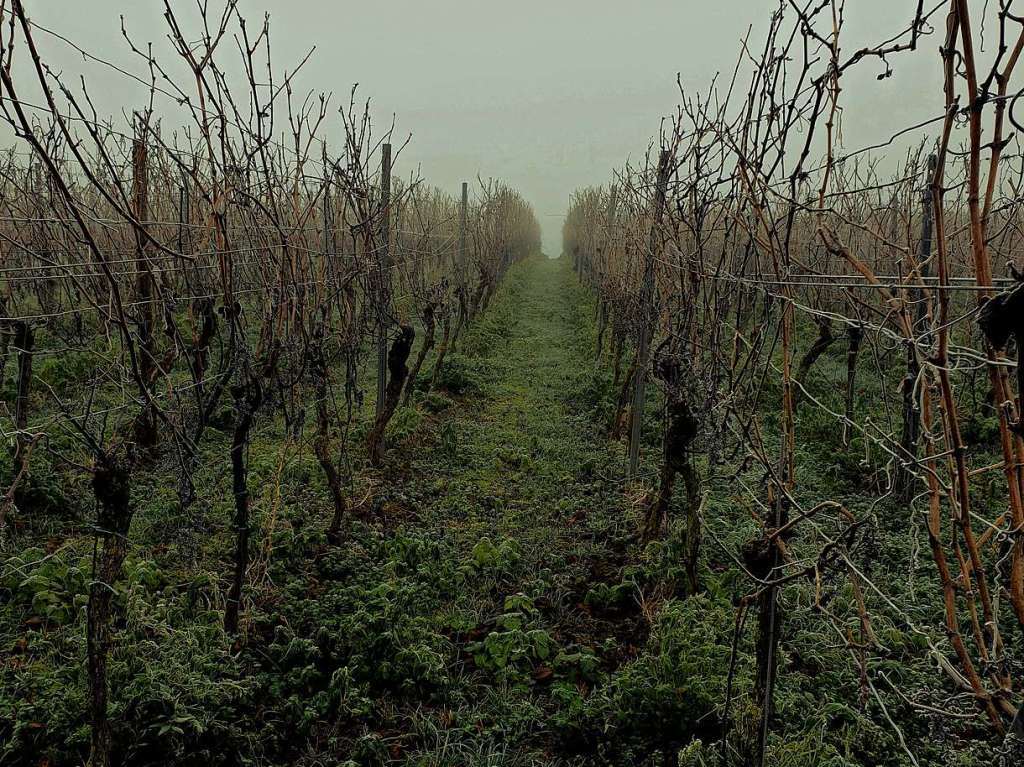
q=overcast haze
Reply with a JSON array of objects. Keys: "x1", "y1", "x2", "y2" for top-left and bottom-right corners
[{"x1": 23, "y1": 1, "x2": 945, "y2": 254}]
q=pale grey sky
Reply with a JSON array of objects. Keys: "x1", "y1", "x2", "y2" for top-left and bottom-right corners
[{"x1": 21, "y1": 1, "x2": 946, "y2": 253}]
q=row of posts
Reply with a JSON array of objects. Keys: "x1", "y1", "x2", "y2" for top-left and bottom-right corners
[{"x1": 627, "y1": 149, "x2": 672, "y2": 479}]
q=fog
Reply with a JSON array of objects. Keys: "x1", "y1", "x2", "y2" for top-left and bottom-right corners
[{"x1": 22, "y1": 1, "x2": 946, "y2": 254}]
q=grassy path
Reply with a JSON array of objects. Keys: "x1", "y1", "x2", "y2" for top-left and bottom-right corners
[
  {"x1": 403, "y1": 254, "x2": 628, "y2": 570},
  {"x1": 314, "y1": 254, "x2": 660, "y2": 765}
]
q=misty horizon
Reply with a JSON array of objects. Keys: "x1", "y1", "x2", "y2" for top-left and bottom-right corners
[{"x1": 11, "y1": 0, "x2": 947, "y2": 254}]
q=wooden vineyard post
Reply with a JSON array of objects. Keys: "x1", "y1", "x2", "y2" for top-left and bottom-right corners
[
  {"x1": 430, "y1": 181, "x2": 466, "y2": 392},
  {"x1": 178, "y1": 167, "x2": 190, "y2": 258},
  {"x1": 628, "y1": 150, "x2": 671, "y2": 479},
  {"x1": 376, "y1": 143, "x2": 392, "y2": 417},
  {"x1": 131, "y1": 127, "x2": 157, "y2": 452},
  {"x1": 178, "y1": 183, "x2": 185, "y2": 254},
  {"x1": 597, "y1": 185, "x2": 618, "y2": 289},
  {"x1": 897, "y1": 153, "x2": 936, "y2": 499},
  {"x1": 605, "y1": 184, "x2": 618, "y2": 253},
  {"x1": 841, "y1": 324, "x2": 864, "y2": 447},
  {"x1": 323, "y1": 175, "x2": 332, "y2": 259},
  {"x1": 594, "y1": 186, "x2": 618, "y2": 359},
  {"x1": 460, "y1": 181, "x2": 468, "y2": 268}
]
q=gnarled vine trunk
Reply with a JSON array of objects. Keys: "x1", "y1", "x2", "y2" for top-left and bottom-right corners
[
  {"x1": 87, "y1": 454, "x2": 133, "y2": 767},
  {"x1": 308, "y1": 341, "x2": 349, "y2": 544},
  {"x1": 642, "y1": 347, "x2": 701, "y2": 592},
  {"x1": 429, "y1": 310, "x2": 452, "y2": 392},
  {"x1": 792, "y1": 317, "x2": 834, "y2": 413},
  {"x1": 841, "y1": 324, "x2": 864, "y2": 447},
  {"x1": 368, "y1": 324, "x2": 415, "y2": 467},
  {"x1": 403, "y1": 302, "x2": 437, "y2": 406},
  {"x1": 611, "y1": 355, "x2": 636, "y2": 439},
  {"x1": 224, "y1": 377, "x2": 264, "y2": 634}
]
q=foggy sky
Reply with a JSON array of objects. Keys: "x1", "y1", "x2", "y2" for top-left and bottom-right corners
[{"x1": 21, "y1": 1, "x2": 946, "y2": 254}]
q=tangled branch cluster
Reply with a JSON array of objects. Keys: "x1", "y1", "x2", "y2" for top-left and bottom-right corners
[{"x1": 566, "y1": 0, "x2": 1024, "y2": 761}]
